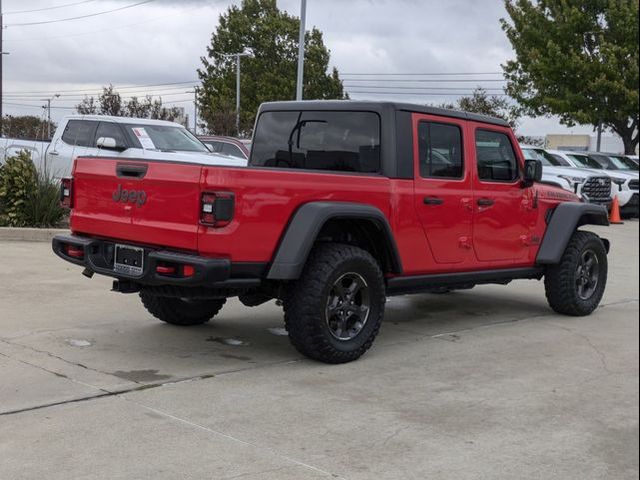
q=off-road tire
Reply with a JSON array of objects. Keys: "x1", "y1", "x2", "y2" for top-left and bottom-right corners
[
  {"x1": 283, "y1": 243, "x2": 385, "y2": 364},
  {"x1": 544, "y1": 231, "x2": 608, "y2": 316},
  {"x1": 140, "y1": 292, "x2": 226, "y2": 326}
]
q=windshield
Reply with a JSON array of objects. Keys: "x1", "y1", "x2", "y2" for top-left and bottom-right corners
[
  {"x1": 568, "y1": 153, "x2": 602, "y2": 169},
  {"x1": 522, "y1": 148, "x2": 564, "y2": 167},
  {"x1": 608, "y1": 155, "x2": 637, "y2": 171},
  {"x1": 123, "y1": 124, "x2": 209, "y2": 153}
]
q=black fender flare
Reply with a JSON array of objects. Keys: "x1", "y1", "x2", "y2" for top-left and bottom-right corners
[
  {"x1": 536, "y1": 202, "x2": 610, "y2": 264},
  {"x1": 266, "y1": 202, "x2": 403, "y2": 280}
]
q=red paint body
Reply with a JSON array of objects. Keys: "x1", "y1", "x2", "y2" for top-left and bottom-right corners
[{"x1": 69, "y1": 113, "x2": 577, "y2": 277}]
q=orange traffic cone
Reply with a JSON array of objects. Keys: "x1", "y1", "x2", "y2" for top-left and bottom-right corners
[{"x1": 609, "y1": 195, "x2": 624, "y2": 224}]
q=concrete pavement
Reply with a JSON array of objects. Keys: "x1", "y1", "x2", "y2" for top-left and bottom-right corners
[{"x1": 1, "y1": 223, "x2": 638, "y2": 479}]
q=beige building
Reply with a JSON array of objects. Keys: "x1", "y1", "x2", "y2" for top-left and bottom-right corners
[
  {"x1": 546, "y1": 134, "x2": 591, "y2": 151},
  {"x1": 545, "y1": 133, "x2": 638, "y2": 154}
]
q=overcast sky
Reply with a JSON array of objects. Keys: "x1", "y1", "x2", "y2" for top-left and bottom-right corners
[{"x1": 2, "y1": 0, "x2": 598, "y2": 136}]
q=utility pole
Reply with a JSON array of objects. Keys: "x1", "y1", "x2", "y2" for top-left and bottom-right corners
[
  {"x1": 223, "y1": 51, "x2": 251, "y2": 136},
  {"x1": 1, "y1": 0, "x2": 4, "y2": 134},
  {"x1": 186, "y1": 87, "x2": 199, "y2": 134},
  {"x1": 194, "y1": 86, "x2": 199, "y2": 135},
  {"x1": 596, "y1": 121, "x2": 602, "y2": 152},
  {"x1": 42, "y1": 94, "x2": 60, "y2": 140},
  {"x1": 235, "y1": 54, "x2": 241, "y2": 134},
  {"x1": 296, "y1": 0, "x2": 307, "y2": 101}
]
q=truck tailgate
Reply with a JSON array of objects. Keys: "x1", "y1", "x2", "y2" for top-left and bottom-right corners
[{"x1": 71, "y1": 158, "x2": 202, "y2": 252}]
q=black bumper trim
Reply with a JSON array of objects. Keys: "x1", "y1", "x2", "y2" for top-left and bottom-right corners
[{"x1": 52, "y1": 234, "x2": 261, "y2": 288}]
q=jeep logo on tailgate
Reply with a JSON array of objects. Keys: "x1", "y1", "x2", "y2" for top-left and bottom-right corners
[{"x1": 112, "y1": 184, "x2": 147, "y2": 206}]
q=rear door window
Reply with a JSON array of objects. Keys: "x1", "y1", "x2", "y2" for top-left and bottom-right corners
[
  {"x1": 418, "y1": 122, "x2": 463, "y2": 178},
  {"x1": 476, "y1": 130, "x2": 519, "y2": 182},
  {"x1": 95, "y1": 122, "x2": 128, "y2": 149},
  {"x1": 61, "y1": 120, "x2": 98, "y2": 147},
  {"x1": 220, "y1": 142, "x2": 246, "y2": 158},
  {"x1": 250, "y1": 111, "x2": 381, "y2": 173}
]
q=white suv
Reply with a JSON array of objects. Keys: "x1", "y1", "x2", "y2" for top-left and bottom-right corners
[
  {"x1": 520, "y1": 146, "x2": 612, "y2": 208},
  {"x1": 550, "y1": 150, "x2": 638, "y2": 218}
]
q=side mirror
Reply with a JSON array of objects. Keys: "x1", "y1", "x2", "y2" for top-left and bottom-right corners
[
  {"x1": 523, "y1": 159, "x2": 543, "y2": 187},
  {"x1": 97, "y1": 137, "x2": 126, "y2": 152}
]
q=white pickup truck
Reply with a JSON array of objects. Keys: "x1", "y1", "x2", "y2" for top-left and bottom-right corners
[{"x1": 1, "y1": 115, "x2": 246, "y2": 177}]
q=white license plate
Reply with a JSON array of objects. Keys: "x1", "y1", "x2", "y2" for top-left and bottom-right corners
[{"x1": 114, "y1": 244, "x2": 144, "y2": 276}]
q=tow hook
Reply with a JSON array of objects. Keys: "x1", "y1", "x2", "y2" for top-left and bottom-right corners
[{"x1": 112, "y1": 280, "x2": 141, "y2": 294}]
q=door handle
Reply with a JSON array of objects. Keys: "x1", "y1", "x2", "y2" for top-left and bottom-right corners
[
  {"x1": 48, "y1": 151, "x2": 59, "y2": 156},
  {"x1": 477, "y1": 198, "x2": 495, "y2": 207},
  {"x1": 116, "y1": 163, "x2": 148, "y2": 179},
  {"x1": 423, "y1": 196, "x2": 444, "y2": 206}
]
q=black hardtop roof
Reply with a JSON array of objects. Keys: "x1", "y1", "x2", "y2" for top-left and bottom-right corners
[{"x1": 259, "y1": 100, "x2": 510, "y2": 128}]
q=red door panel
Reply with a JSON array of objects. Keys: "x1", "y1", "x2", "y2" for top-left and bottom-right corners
[
  {"x1": 412, "y1": 114, "x2": 474, "y2": 268},
  {"x1": 470, "y1": 124, "x2": 537, "y2": 264}
]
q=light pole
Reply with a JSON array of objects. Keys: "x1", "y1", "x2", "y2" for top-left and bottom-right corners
[
  {"x1": 296, "y1": 0, "x2": 307, "y2": 101},
  {"x1": 223, "y1": 50, "x2": 251, "y2": 135},
  {"x1": 42, "y1": 94, "x2": 60, "y2": 140},
  {"x1": 1, "y1": 0, "x2": 9, "y2": 134},
  {"x1": 186, "y1": 87, "x2": 199, "y2": 134}
]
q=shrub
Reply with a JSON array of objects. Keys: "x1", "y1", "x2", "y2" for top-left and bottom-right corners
[{"x1": 0, "y1": 150, "x2": 65, "y2": 227}]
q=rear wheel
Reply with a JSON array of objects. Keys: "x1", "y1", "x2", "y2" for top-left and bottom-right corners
[
  {"x1": 283, "y1": 243, "x2": 385, "y2": 364},
  {"x1": 544, "y1": 231, "x2": 607, "y2": 316},
  {"x1": 140, "y1": 291, "x2": 226, "y2": 326}
]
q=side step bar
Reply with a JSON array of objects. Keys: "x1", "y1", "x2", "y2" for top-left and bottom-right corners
[{"x1": 386, "y1": 267, "x2": 544, "y2": 296}]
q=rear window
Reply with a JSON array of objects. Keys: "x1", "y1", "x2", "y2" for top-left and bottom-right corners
[
  {"x1": 61, "y1": 120, "x2": 97, "y2": 147},
  {"x1": 250, "y1": 111, "x2": 381, "y2": 173}
]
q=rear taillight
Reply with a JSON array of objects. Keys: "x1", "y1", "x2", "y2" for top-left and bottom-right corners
[
  {"x1": 200, "y1": 192, "x2": 234, "y2": 227},
  {"x1": 60, "y1": 178, "x2": 73, "y2": 208},
  {"x1": 155, "y1": 263, "x2": 196, "y2": 278},
  {"x1": 66, "y1": 245, "x2": 84, "y2": 259}
]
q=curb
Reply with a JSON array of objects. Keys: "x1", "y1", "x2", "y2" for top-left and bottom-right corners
[{"x1": 0, "y1": 227, "x2": 69, "y2": 242}]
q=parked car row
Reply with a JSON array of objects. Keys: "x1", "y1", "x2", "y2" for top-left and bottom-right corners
[
  {"x1": 1, "y1": 116, "x2": 248, "y2": 180},
  {"x1": 520, "y1": 145, "x2": 639, "y2": 218}
]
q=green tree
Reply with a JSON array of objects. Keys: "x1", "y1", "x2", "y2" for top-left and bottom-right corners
[
  {"x1": 76, "y1": 85, "x2": 184, "y2": 122},
  {"x1": 1, "y1": 115, "x2": 56, "y2": 140},
  {"x1": 501, "y1": 0, "x2": 639, "y2": 154},
  {"x1": 440, "y1": 88, "x2": 521, "y2": 129},
  {"x1": 198, "y1": 0, "x2": 346, "y2": 136}
]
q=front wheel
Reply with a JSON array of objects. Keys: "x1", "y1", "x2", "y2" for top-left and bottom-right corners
[
  {"x1": 140, "y1": 292, "x2": 226, "y2": 326},
  {"x1": 283, "y1": 243, "x2": 385, "y2": 364},
  {"x1": 544, "y1": 231, "x2": 608, "y2": 316}
]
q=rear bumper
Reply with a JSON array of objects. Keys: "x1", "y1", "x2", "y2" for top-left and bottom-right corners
[{"x1": 52, "y1": 234, "x2": 261, "y2": 289}]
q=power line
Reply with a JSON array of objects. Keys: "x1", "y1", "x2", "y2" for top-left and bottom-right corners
[
  {"x1": 6, "y1": 0, "x2": 157, "y2": 26},
  {"x1": 4, "y1": 2, "x2": 206, "y2": 43},
  {"x1": 4, "y1": 0, "x2": 98, "y2": 15},
  {"x1": 4, "y1": 80, "x2": 198, "y2": 96},
  {"x1": 348, "y1": 91, "x2": 509, "y2": 97},
  {"x1": 341, "y1": 72, "x2": 503, "y2": 76},
  {"x1": 341, "y1": 85, "x2": 505, "y2": 91},
  {"x1": 343, "y1": 78, "x2": 505, "y2": 83}
]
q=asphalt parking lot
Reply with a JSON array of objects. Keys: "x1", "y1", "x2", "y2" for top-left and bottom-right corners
[{"x1": 1, "y1": 223, "x2": 638, "y2": 480}]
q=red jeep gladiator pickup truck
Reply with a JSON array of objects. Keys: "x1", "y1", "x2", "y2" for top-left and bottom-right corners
[{"x1": 53, "y1": 101, "x2": 610, "y2": 364}]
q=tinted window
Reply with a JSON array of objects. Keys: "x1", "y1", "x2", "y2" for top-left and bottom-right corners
[
  {"x1": 122, "y1": 125, "x2": 209, "y2": 153},
  {"x1": 220, "y1": 142, "x2": 246, "y2": 158},
  {"x1": 61, "y1": 120, "x2": 97, "y2": 147},
  {"x1": 203, "y1": 141, "x2": 223, "y2": 153},
  {"x1": 476, "y1": 130, "x2": 519, "y2": 181},
  {"x1": 95, "y1": 122, "x2": 128, "y2": 149},
  {"x1": 250, "y1": 111, "x2": 380, "y2": 173},
  {"x1": 418, "y1": 122, "x2": 463, "y2": 178},
  {"x1": 588, "y1": 154, "x2": 615, "y2": 170},
  {"x1": 568, "y1": 154, "x2": 602, "y2": 169}
]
